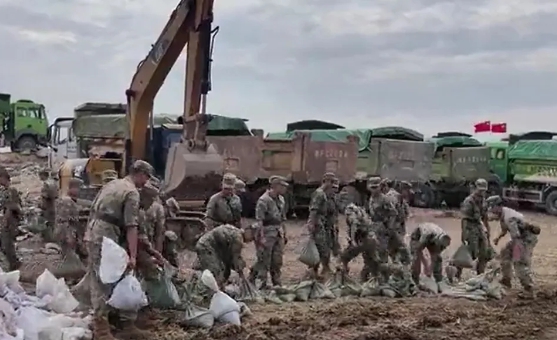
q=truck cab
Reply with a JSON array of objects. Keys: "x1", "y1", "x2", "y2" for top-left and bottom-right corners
[
  {"x1": 0, "y1": 93, "x2": 49, "y2": 152},
  {"x1": 48, "y1": 117, "x2": 78, "y2": 170}
]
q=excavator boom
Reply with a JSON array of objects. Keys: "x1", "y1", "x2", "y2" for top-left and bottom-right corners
[{"x1": 125, "y1": 0, "x2": 223, "y2": 203}]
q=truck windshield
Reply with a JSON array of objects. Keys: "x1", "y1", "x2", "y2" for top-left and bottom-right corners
[{"x1": 16, "y1": 106, "x2": 44, "y2": 119}]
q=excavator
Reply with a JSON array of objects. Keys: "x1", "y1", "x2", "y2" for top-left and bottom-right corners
[{"x1": 58, "y1": 0, "x2": 221, "y2": 247}]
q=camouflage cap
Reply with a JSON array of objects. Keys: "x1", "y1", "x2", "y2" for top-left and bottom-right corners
[
  {"x1": 101, "y1": 169, "x2": 118, "y2": 183},
  {"x1": 322, "y1": 172, "x2": 337, "y2": 182},
  {"x1": 367, "y1": 176, "x2": 381, "y2": 188},
  {"x1": 131, "y1": 160, "x2": 154, "y2": 176},
  {"x1": 269, "y1": 175, "x2": 289, "y2": 187},
  {"x1": 222, "y1": 173, "x2": 237, "y2": 189},
  {"x1": 141, "y1": 184, "x2": 159, "y2": 197},
  {"x1": 68, "y1": 177, "x2": 83, "y2": 188},
  {"x1": 486, "y1": 195, "x2": 503, "y2": 207},
  {"x1": 475, "y1": 178, "x2": 488, "y2": 191},
  {"x1": 234, "y1": 179, "x2": 246, "y2": 192}
]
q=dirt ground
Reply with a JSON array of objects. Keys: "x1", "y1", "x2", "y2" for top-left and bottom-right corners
[{"x1": 170, "y1": 208, "x2": 557, "y2": 340}]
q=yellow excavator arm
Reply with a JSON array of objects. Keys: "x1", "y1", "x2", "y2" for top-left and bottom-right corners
[{"x1": 124, "y1": 0, "x2": 223, "y2": 202}]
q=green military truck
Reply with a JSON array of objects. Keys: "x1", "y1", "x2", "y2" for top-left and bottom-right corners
[
  {"x1": 0, "y1": 93, "x2": 49, "y2": 152},
  {"x1": 419, "y1": 133, "x2": 501, "y2": 207},
  {"x1": 485, "y1": 132, "x2": 557, "y2": 215}
]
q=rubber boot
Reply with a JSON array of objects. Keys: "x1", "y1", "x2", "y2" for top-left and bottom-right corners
[
  {"x1": 118, "y1": 320, "x2": 150, "y2": 340},
  {"x1": 93, "y1": 317, "x2": 117, "y2": 340}
]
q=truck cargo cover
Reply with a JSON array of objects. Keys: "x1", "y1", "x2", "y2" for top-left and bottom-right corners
[{"x1": 508, "y1": 140, "x2": 557, "y2": 161}]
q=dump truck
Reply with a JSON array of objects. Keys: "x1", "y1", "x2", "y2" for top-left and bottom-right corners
[
  {"x1": 424, "y1": 133, "x2": 501, "y2": 207},
  {"x1": 0, "y1": 93, "x2": 49, "y2": 152}
]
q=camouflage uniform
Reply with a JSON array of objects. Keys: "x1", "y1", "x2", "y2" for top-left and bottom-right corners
[
  {"x1": 329, "y1": 179, "x2": 341, "y2": 256},
  {"x1": 0, "y1": 168, "x2": 22, "y2": 271},
  {"x1": 410, "y1": 223, "x2": 451, "y2": 284},
  {"x1": 385, "y1": 185, "x2": 411, "y2": 264},
  {"x1": 101, "y1": 169, "x2": 118, "y2": 184},
  {"x1": 162, "y1": 197, "x2": 180, "y2": 267},
  {"x1": 367, "y1": 177, "x2": 403, "y2": 274},
  {"x1": 340, "y1": 203, "x2": 382, "y2": 281},
  {"x1": 54, "y1": 178, "x2": 83, "y2": 256},
  {"x1": 205, "y1": 173, "x2": 242, "y2": 229},
  {"x1": 488, "y1": 196, "x2": 539, "y2": 296},
  {"x1": 250, "y1": 176, "x2": 288, "y2": 287},
  {"x1": 40, "y1": 169, "x2": 58, "y2": 242},
  {"x1": 195, "y1": 224, "x2": 247, "y2": 287},
  {"x1": 459, "y1": 178, "x2": 490, "y2": 276},
  {"x1": 143, "y1": 196, "x2": 165, "y2": 251},
  {"x1": 86, "y1": 160, "x2": 153, "y2": 340},
  {"x1": 307, "y1": 173, "x2": 337, "y2": 274}
]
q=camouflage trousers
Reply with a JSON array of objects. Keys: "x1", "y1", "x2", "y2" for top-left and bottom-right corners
[
  {"x1": 1, "y1": 219, "x2": 20, "y2": 271},
  {"x1": 313, "y1": 226, "x2": 335, "y2": 268},
  {"x1": 376, "y1": 225, "x2": 411, "y2": 266},
  {"x1": 41, "y1": 210, "x2": 56, "y2": 243},
  {"x1": 250, "y1": 232, "x2": 284, "y2": 286},
  {"x1": 87, "y1": 237, "x2": 137, "y2": 322},
  {"x1": 500, "y1": 239, "x2": 537, "y2": 289},
  {"x1": 410, "y1": 240, "x2": 445, "y2": 283},
  {"x1": 340, "y1": 231, "x2": 384, "y2": 281},
  {"x1": 162, "y1": 239, "x2": 179, "y2": 268},
  {"x1": 195, "y1": 243, "x2": 232, "y2": 288},
  {"x1": 461, "y1": 221, "x2": 489, "y2": 274}
]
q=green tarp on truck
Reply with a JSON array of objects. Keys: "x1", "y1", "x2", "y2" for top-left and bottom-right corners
[{"x1": 508, "y1": 140, "x2": 557, "y2": 161}]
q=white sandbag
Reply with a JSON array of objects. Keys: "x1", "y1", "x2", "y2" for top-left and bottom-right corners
[
  {"x1": 107, "y1": 274, "x2": 148, "y2": 312},
  {"x1": 418, "y1": 276, "x2": 438, "y2": 294},
  {"x1": 46, "y1": 315, "x2": 91, "y2": 329},
  {"x1": 99, "y1": 237, "x2": 128, "y2": 284},
  {"x1": 200, "y1": 270, "x2": 219, "y2": 292},
  {"x1": 42, "y1": 279, "x2": 79, "y2": 314},
  {"x1": 37, "y1": 326, "x2": 62, "y2": 340},
  {"x1": 297, "y1": 238, "x2": 320, "y2": 267},
  {"x1": 209, "y1": 291, "x2": 240, "y2": 319},
  {"x1": 0, "y1": 270, "x2": 20, "y2": 289},
  {"x1": 219, "y1": 311, "x2": 241, "y2": 326},
  {"x1": 451, "y1": 245, "x2": 474, "y2": 268},
  {"x1": 183, "y1": 305, "x2": 214, "y2": 329},
  {"x1": 36, "y1": 270, "x2": 58, "y2": 298},
  {"x1": 0, "y1": 298, "x2": 18, "y2": 337},
  {"x1": 16, "y1": 307, "x2": 51, "y2": 340},
  {"x1": 61, "y1": 327, "x2": 92, "y2": 340}
]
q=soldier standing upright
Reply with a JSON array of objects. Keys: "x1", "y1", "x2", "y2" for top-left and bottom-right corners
[
  {"x1": 384, "y1": 180, "x2": 411, "y2": 264},
  {"x1": 457, "y1": 178, "x2": 491, "y2": 279},
  {"x1": 54, "y1": 178, "x2": 84, "y2": 258},
  {"x1": 367, "y1": 177, "x2": 398, "y2": 282},
  {"x1": 39, "y1": 168, "x2": 58, "y2": 242},
  {"x1": 250, "y1": 175, "x2": 288, "y2": 288},
  {"x1": 86, "y1": 160, "x2": 155, "y2": 340},
  {"x1": 329, "y1": 179, "x2": 341, "y2": 256},
  {"x1": 0, "y1": 167, "x2": 22, "y2": 271},
  {"x1": 307, "y1": 173, "x2": 337, "y2": 278},
  {"x1": 205, "y1": 173, "x2": 242, "y2": 229},
  {"x1": 488, "y1": 195, "x2": 539, "y2": 298}
]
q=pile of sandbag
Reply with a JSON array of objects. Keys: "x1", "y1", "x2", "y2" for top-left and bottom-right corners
[{"x1": 440, "y1": 267, "x2": 505, "y2": 300}]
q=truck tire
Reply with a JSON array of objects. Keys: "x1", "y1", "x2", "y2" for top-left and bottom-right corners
[
  {"x1": 16, "y1": 136, "x2": 36, "y2": 153},
  {"x1": 544, "y1": 190, "x2": 557, "y2": 216}
]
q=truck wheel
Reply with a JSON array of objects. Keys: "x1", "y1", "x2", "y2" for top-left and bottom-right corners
[
  {"x1": 16, "y1": 136, "x2": 36, "y2": 153},
  {"x1": 545, "y1": 190, "x2": 557, "y2": 215}
]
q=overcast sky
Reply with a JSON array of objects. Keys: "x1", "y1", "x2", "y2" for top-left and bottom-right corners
[{"x1": 1, "y1": 0, "x2": 556, "y2": 137}]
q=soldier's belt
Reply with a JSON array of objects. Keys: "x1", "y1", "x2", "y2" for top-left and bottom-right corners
[{"x1": 95, "y1": 213, "x2": 121, "y2": 226}]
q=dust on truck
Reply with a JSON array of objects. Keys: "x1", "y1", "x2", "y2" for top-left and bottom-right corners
[
  {"x1": 0, "y1": 93, "x2": 49, "y2": 151},
  {"x1": 502, "y1": 139, "x2": 557, "y2": 215},
  {"x1": 423, "y1": 133, "x2": 501, "y2": 207}
]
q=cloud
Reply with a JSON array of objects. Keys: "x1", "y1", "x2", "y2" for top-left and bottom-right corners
[{"x1": 0, "y1": 0, "x2": 556, "y2": 137}]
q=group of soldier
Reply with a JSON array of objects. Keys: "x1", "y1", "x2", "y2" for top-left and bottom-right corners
[{"x1": 0, "y1": 161, "x2": 541, "y2": 340}]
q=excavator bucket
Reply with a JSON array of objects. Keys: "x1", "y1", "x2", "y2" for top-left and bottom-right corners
[{"x1": 164, "y1": 142, "x2": 223, "y2": 204}]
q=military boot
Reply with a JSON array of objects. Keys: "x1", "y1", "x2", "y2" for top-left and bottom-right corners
[
  {"x1": 271, "y1": 273, "x2": 282, "y2": 287},
  {"x1": 518, "y1": 286, "x2": 536, "y2": 299},
  {"x1": 93, "y1": 317, "x2": 117, "y2": 340},
  {"x1": 320, "y1": 264, "x2": 332, "y2": 280},
  {"x1": 499, "y1": 277, "x2": 512, "y2": 289},
  {"x1": 118, "y1": 320, "x2": 150, "y2": 340}
]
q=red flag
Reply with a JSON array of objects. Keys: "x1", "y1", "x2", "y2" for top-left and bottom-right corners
[
  {"x1": 491, "y1": 123, "x2": 507, "y2": 133},
  {"x1": 474, "y1": 120, "x2": 491, "y2": 133}
]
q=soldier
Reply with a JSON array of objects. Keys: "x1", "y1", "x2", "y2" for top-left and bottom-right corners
[
  {"x1": 101, "y1": 169, "x2": 118, "y2": 184},
  {"x1": 195, "y1": 224, "x2": 255, "y2": 288},
  {"x1": 457, "y1": 178, "x2": 491, "y2": 279},
  {"x1": 205, "y1": 173, "x2": 242, "y2": 229},
  {"x1": 488, "y1": 195, "x2": 539, "y2": 298},
  {"x1": 0, "y1": 168, "x2": 22, "y2": 271},
  {"x1": 162, "y1": 197, "x2": 180, "y2": 267},
  {"x1": 367, "y1": 177, "x2": 399, "y2": 281},
  {"x1": 141, "y1": 185, "x2": 165, "y2": 253},
  {"x1": 385, "y1": 180, "x2": 411, "y2": 264},
  {"x1": 39, "y1": 168, "x2": 58, "y2": 242},
  {"x1": 339, "y1": 203, "x2": 382, "y2": 281},
  {"x1": 307, "y1": 172, "x2": 337, "y2": 278},
  {"x1": 250, "y1": 175, "x2": 288, "y2": 288},
  {"x1": 410, "y1": 222, "x2": 451, "y2": 285},
  {"x1": 86, "y1": 160, "x2": 158, "y2": 340},
  {"x1": 329, "y1": 179, "x2": 341, "y2": 257},
  {"x1": 54, "y1": 178, "x2": 84, "y2": 259}
]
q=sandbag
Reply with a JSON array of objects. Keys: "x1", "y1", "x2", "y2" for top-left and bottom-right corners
[
  {"x1": 451, "y1": 245, "x2": 474, "y2": 268},
  {"x1": 309, "y1": 282, "x2": 336, "y2": 300},
  {"x1": 292, "y1": 281, "x2": 313, "y2": 301},
  {"x1": 107, "y1": 274, "x2": 148, "y2": 311},
  {"x1": 70, "y1": 272, "x2": 91, "y2": 308},
  {"x1": 209, "y1": 291, "x2": 240, "y2": 319},
  {"x1": 51, "y1": 250, "x2": 85, "y2": 280},
  {"x1": 183, "y1": 305, "x2": 214, "y2": 329},
  {"x1": 297, "y1": 238, "x2": 320, "y2": 267},
  {"x1": 360, "y1": 279, "x2": 381, "y2": 297},
  {"x1": 236, "y1": 278, "x2": 264, "y2": 304},
  {"x1": 263, "y1": 291, "x2": 283, "y2": 305},
  {"x1": 99, "y1": 237, "x2": 128, "y2": 284},
  {"x1": 143, "y1": 271, "x2": 181, "y2": 309},
  {"x1": 418, "y1": 276, "x2": 438, "y2": 294},
  {"x1": 327, "y1": 272, "x2": 362, "y2": 297}
]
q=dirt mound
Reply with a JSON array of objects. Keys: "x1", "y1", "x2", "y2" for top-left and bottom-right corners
[
  {"x1": 146, "y1": 287, "x2": 557, "y2": 340},
  {"x1": 0, "y1": 152, "x2": 45, "y2": 165}
]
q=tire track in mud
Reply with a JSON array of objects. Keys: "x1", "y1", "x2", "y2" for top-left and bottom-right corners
[{"x1": 152, "y1": 287, "x2": 557, "y2": 340}]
